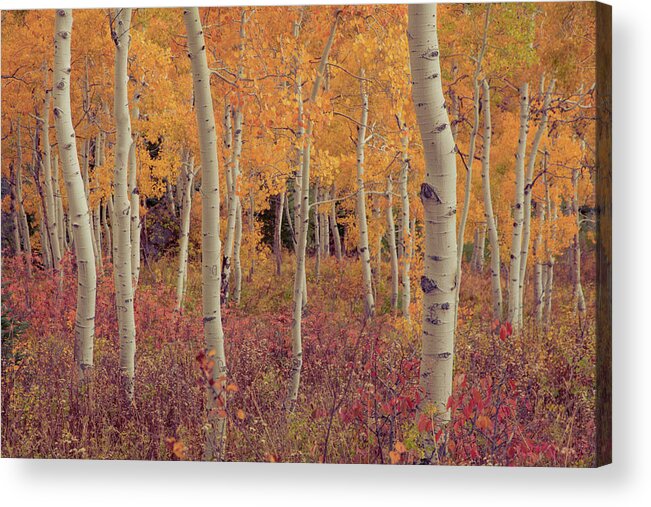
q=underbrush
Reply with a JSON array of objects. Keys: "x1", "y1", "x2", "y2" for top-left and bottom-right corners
[{"x1": 1, "y1": 253, "x2": 595, "y2": 465}]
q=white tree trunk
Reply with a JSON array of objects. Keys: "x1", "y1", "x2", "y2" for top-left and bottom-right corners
[
  {"x1": 481, "y1": 80, "x2": 503, "y2": 321},
  {"x1": 386, "y1": 176, "x2": 399, "y2": 310},
  {"x1": 518, "y1": 80, "x2": 555, "y2": 323},
  {"x1": 287, "y1": 12, "x2": 339, "y2": 409},
  {"x1": 572, "y1": 168, "x2": 586, "y2": 314},
  {"x1": 408, "y1": 3, "x2": 457, "y2": 420},
  {"x1": 274, "y1": 191, "x2": 285, "y2": 276},
  {"x1": 15, "y1": 120, "x2": 32, "y2": 265},
  {"x1": 398, "y1": 120, "x2": 411, "y2": 319},
  {"x1": 53, "y1": 9, "x2": 97, "y2": 373},
  {"x1": 111, "y1": 7, "x2": 137, "y2": 402},
  {"x1": 176, "y1": 155, "x2": 195, "y2": 312},
  {"x1": 184, "y1": 7, "x2": 227, "y2": 459},
  {"x1": 507, "y1": 83, "x2": 529, "y2": 329},
  {"x1": 355, "y1": 74, "x2": 375, "y2": 318},
  {"x1": 129, "y1": 94, "x2": 141, "y2": 289},
  {"x1": 233, "y1": 199, "x2": 243, "y2": 306},
  {"x1": 40, "y1": 87, "x2": 62, "y2": 271}
]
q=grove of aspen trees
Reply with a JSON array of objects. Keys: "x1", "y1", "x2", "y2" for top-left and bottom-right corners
[{"x1": 1, "y1": 3, "x2": 598, "y2": 465}]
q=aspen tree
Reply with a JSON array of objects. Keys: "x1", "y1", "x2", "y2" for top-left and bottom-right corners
[
  {"x1": 329, "y1": 187, "x2": 343, "y2": 261},
  {"x1": 52, "y1": 9, "x2": 97, "y2": 374},
  {"x1": 10, "y1": 163, "x2": 22, "y2": 256},
  {"x1": 15, "y1": 120, "x2": 32, "y2": 265},
  {"x1": 518, "y1": 80, "x2": 555, "y2": 322},
  {"x1": 398, "y1": 117, "x2": 411, "y2": 319},
  {"x1": 111, "y1": 7, "x2": 137, "y2": 401},
  {"x1": 94, "y1": 204, "x2": 103, "y2": 270},
  {"x1": 176, "y1": 155, "x2": 196, "y2": 311},
  {"x1": 52, "y1": 153, "x2": 66, "y2": 255},
  {"x1": 40, "y1": 87, "x2": 62, "y2": 272},
  {"x1": 481, "y1": 80, "x2": 502, "y2": 320},
  {"x1": 572, "y1": 167, "x2": 586, "y2": 315},
  {"x1": 184, "y1": 7, "x2": 227, "y2": 459},
  {"x1": 287, "y1": 11, "x2": 339, "y2": 409},
  {"x1": 129, "y1": 90, "x2": 141, "y2": 289},
  {"x1": 314, "y1": 184, "x2": 322, "y2": 280},
  {"x1": 454, "y1": 5, "x2": 490, "y2": 329},
  {"x1": 355, "y1": 69, "x2": 375, "y2": 318},
  {"x1": 507, "y1": 83, "x2": 529, "y2": 329},
  {"x1": 386, "y1": 176, "x2": 399, "y2": 310},
  {"x1": 233, "y1": 200, "x2": 243, "y2": 306},
  {"x1": 274, "y1": 192, "x2": 285, "y2": 275},
  {"x1": 407, "y1": 3, "x2": 457, "y2": 420}
]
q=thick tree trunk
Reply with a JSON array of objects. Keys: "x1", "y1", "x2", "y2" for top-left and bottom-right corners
[
  {"x1": 518, "y1": 80, "x2": 555, "y2": 324},
  {"x1": 287, "y1": 12, "x2": 339, "y2": 409},
  {"x1": 176, "y1": 155, "x2": 195, "y2": 312},
  {"x1": 53, "y1": 9, "x2": 97, "y2": 374},
  {"x1": 184, "y1": 7, "x2": 227, "y2": 460},
  {"x1": 507, "y1": 84, "x2": 529, "y2": 329},
  {"x1": 386, "y1": 176, "x2": 399, "y2": 310},
  {"x1": 481, "y1": 83, "x2": 503, "y2": 321},
  {"x1": 111, "y1": 8, "x2": 137, "y2": 402},
  {"x1": 408, "y1": 4, "x2": 457, "y2": 421}
]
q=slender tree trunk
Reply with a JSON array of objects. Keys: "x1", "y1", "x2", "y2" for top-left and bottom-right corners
[
  {"x1": 287, "y1": 12, "x2": 339, "y2": 409},
  {"x1": 534, "y1": 195, "x2": 545, "y2": 323},
  {"x1": 53, "y1": 9, "x2": 97, "y2": 375},
  {"x1": 314, "y1": 184, "x2": 321, "y2": 280},
  {"x1": 52, "y1": 153, "x2": 66, "y2": 255},
  {"x1": 233, "y1": 199, "x2": 243, "y2": 305},
  {"x1": 10, "y1": 163, "x2": 22, "y2": 256},
  {"x1": 386, "y1": 176, "x2": 399, "y2": 310},
  {"x1": 40, "y1": 87, "x2": 62, "y2": 271},
  {"x1": 507, "y1": 83, "x2": 529, "y2": 329},
  {"x1": 129, "y1": 93, "x2": 141, "y2": 289},
  {"x1": 518, "y1": 80, "x2": 555, "y2": 323},
  {"x1": 111, "y1": 8, "x2": 137, "y2": 402},
  {"x1": 408, "y1": 3, "x2": 457, "y2": 421},
  {"x1": 454, "y1": 5, "x2": 490, "y2": 330},
  {"x1": 482, "y1": 83, "x2": 503, "y2": 321},
  {"x1": 15, "y1": 120, "x2": 32, "y2": 268},
  {"x1": 398, "y1": 117, "x2": 411, "y2": 319},
  {"x1": 184, "y1": 7, "x2": 227, "y2": 459},
  {"x1": 572, "y1": 168, "x2": 586, "y2": 314},
  {"x1": 329, "y1": 190, "x2": 343, "y2": 261},
  {"x1": 355, "y1": 71, "x2": 375, "y2": 318},
  {"x1": 176, "y1": 155, "x2": 195, "y2": 312},
  {"x1": 274, "y1": 191, "x2": 285, "y2": 276},
  {"x1": 94, "y1": 204, "x2": 103, "y2": 270},
  {"x1": 103, "y1": 200, "x2": 112, "y2": 263}
]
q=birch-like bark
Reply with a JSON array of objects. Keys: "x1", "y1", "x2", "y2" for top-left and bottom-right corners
[
  {"x1": 94, "y1": 204, "x2": 103, "y2": 270},
  {"x1": 176, "y1": 155, "x2": 195, "y2": 312},
  {"x1": 129, "y1": 91, "x2": 141, "y2": 289},
  {"x1": 386, "y1": 176, "x2": 399, "y2": 310},
  {"x1": 533, "y1": 186, "x2": 546, "y2": 323},
  {"x1": 103, "y1": 200, "x2": 112, "y2": 263},
  {"x1": 40, "y1": 87, "x2": 62, "y2": 271},
  {"x1": 52, "y1": 153, "x2": 66, "y2": 255},
  {"x1": 233, "y1": 199, "x2": 243, "y2": 305},
  {"x1": 572, "y1": 168, "x2": 586, "y2": 314},
  {"x1": 274, "y1": 191, "x2": 285, "y2": 275},
  {"x1": 314, "y1": 184, "x2": 322, "y2": 280},
  {"x1": 355, "y1": 72, "x2": 375, "y2": 318},
  {"x1": 398, "y1": 117, "x2": 411, "y2": 319},
  {"x1": 507, "y1": 83, "x2": 529, "y2": 329},
  {"x1": 481, "y1": 80, "x2": 502, "y2": 321},
  {"x1": 287, "y1": 12, "x2": 339, "y2": 409},
  {"x1": 184, "y1": 7, "x2": 227, "y2": 459},
  {"x1": 111, "y1": 8, "x2": 137, "y2": 402},
  {"x1": 408, "y1": 4, "x2": 457, "y2": 420},
  {"x1": 15, "y1": 120, "x2": 32, "y2": 265},
  {"x1": 329, "y1": 187, "x2": 343, "y2": 260},
  {"x1": 53, "y1": 9, "x2": 96, "y2": 373},
  {"x1": 454, "y1": 5, "x2": 490, "y2": 330},
  {"x1": 518, "y1": 80, "x2": 555, "y2": 323}
]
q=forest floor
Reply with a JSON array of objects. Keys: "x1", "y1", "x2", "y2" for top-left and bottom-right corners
[{"x1": 1, "y1": 252, "x2": 596, "y2": 466}]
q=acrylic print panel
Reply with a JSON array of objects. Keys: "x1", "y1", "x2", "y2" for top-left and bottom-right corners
[{"x1": 0, "y1": 2, "x2": 611, "y2": 466}]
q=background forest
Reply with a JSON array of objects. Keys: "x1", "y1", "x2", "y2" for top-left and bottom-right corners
[{"x1": 1, "y1": 3, "x2": 597, "y2": 466}]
